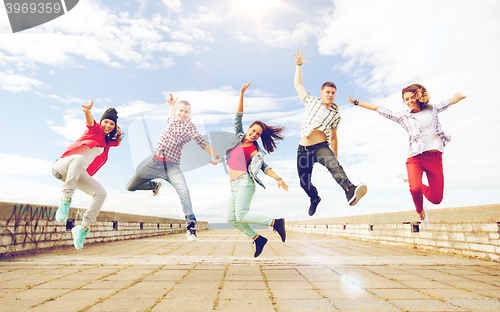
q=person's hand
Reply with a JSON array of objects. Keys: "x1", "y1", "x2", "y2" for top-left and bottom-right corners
[
  {"x1": 347, "y1": 95, "x2": 356, "y2": 105},
  {"x1": 452, "y1": 92, "x2": 467, "y2": 101},
  {"x1": 82, "y1": 101, "x2": 93, "y2": 113},
  {"x1": 168, "y1": 94, "x2": 178, "y2": 106},
  {"x1": 277, "y1": 179, "x2": 288, "y2": 191},
  {"x1": 241, "y1": 82, "x2": 251, "y2": 94},
  {"x1": 210, "y1": 154, "x2": 220, "y2": 165},
  {"x1": 294, "y1": 50, "x2": 307, "y2": 65}
]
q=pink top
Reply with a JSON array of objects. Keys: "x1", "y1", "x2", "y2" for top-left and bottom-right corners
[
  {"x1": 226, "y1": 143, "x2": 257, "y2": 172},
  {"x1": 60, "y1": 122, "x2": 119, "y2": 176}
]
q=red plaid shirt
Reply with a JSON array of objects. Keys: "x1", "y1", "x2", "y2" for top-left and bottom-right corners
[{"x1": 154, "y1": 116, "x2": 208, "y2": 164}]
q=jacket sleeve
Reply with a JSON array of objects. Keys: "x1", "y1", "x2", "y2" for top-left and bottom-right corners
[
  {"x1": 433, "y1": 101, "x2": 452, "y2": 113},
  {"x1": 234, "y1": 111, "x2": 244, "y2": 136},
  {"x1": 377, "y1": 106, "x2": 403, "y2": 123}
]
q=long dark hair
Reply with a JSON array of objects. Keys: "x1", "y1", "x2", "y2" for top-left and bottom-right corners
[
  {"x1": 250, "y1": 120, "x2": 285, "y2": 153},
  {"x1": 105, "y1": 126, "x2": 123, "y2": 144},
  {"x1": 402, "y1": 83, "x2": 430, "y2": 110}
]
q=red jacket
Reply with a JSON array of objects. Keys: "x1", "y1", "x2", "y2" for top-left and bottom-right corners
[{"x1": 60, "y1": 122, "x2": 119, "y2": 176}]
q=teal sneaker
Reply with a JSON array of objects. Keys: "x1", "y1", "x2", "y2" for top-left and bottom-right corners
[
  {"x1": 71, "y1": 225, "x2": 89, "y2": 250},
  {"x1": 55, "y1": 198, "x2": 72, "y2": 222}
]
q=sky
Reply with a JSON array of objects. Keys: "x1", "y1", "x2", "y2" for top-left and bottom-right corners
[{"x1": 1, "y1": 0, "x2": 499, "y2": 224}]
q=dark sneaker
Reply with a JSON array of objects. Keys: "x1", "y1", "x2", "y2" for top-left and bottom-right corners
[
  {"x1": 186, "y1": 222, "x2": 198, "y2": 241},
  {"x1": 153, "y1": 181, "x2": 162, "y2": 196},
  {"x1": 273, "y1": 218, "x2": 286, "y2": 242},
  {"x1": 253, "y1": 235, "x2": 268, "y2": 257},
  {"x1": 346, "y1": 183, "x2": 367, "y2": 206},
  {"x1": 308, "y1": 197, "x2": 321, "y2": 216},
  {"x1": 55, "y1": 197, "x2": 72, "y2": 222}
]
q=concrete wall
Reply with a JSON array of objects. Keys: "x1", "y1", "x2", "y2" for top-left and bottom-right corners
[
  {"x1": 286, "y1": 204, "x2": 500, "y2": 262},
  {"x1": 0, "y1": 201, "x2": 208, "y2": 257}
]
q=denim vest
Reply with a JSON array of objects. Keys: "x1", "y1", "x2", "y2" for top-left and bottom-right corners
[{"x1": 225, "y1": 112, "x2": 271, "y2": 189}]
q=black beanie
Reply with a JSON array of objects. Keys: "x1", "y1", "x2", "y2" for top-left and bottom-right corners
[{"x1": 100, "y1": 108, "x2": 118, "y2": 124}]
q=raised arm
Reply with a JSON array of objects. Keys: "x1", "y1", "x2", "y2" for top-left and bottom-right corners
[
  {"x1": 448, "y1": 92, "x2": 467, "y2": 105},
  {"x1": 294, "y1": 51, "x2": 308, "y2": 102},
  {"x1": 82, "y1": 101, "x2": 95, "y2": 127},
  {"x1": 237, "y1": 82, "x2": 251, "y2": 113},
  {"x1": 167, "y1": 94, "x2": 178, "y2": 117},
  {"x1": 347, "y1": 95, "x2": 380, "y2": 111}
]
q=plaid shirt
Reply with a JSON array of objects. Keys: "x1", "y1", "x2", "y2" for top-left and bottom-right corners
[
  {"x1": 155, "y1": 116, "x2": 208, "y2": 164},
  {"x1": 377, "y1": 101, "x2": 452, "y2": 157},
  {"x1": 300, "y1": 94, "x2": 341, "y2": 141}
]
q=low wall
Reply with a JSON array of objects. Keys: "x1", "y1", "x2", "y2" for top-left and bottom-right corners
[
  {"x1": 0, "y1": 201, "x2": 208, "y2": 257},
  {"x1": 286, "y1": 204, "x2": 500, "y2": 262}
]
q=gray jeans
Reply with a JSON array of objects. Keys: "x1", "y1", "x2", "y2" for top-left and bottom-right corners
[
  {"x1": 126, "y1": 157, "x2": 196, "y2": 225},
  {"x1": 52, "y1": 155, "x2": 106, "y2": 228}
]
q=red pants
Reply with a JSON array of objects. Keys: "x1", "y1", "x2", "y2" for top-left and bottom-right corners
[{"x1": 406, "y1": 151, "x2": 444, "y2": 213}]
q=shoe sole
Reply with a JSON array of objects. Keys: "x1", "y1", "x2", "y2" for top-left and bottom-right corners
[
  {"x1": 55, "y1": 213, "x2": 68, "y2": 222},
  {"x1": 186, "y1": 231, "x2": 198, "y2": 241},
  {"x1": 349, "y1": 184, "x2": 367, "y2": 206}
]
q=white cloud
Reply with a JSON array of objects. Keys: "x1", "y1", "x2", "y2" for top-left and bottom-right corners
[
  {"x1": 162, "y1": 0, "x2": 183, "y2": 14},
  {"x1": 50, "y1": 113, "x2": 87, "y2": 141},
  {"x1": 0, "y1": 72, "x2": 43, "y2": 92},
  {"x1": 0, "y1": 1, "x2": 221, "y2": 73},
  {"x1": 0, "y1": 154, "x2": 53, "y2": 175}
]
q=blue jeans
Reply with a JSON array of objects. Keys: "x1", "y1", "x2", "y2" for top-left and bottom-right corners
[
  {"x1": 226, "y1": 174, "x2": 273, "y2": 239},
  {"x1": 126, "y1": 157, "x2": 196, "y2": 224},
  {"x1": 296, "y1": 142, "x2": 353, "y2": 201}
]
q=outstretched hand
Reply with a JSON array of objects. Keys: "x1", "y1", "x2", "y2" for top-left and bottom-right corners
[
  {"x1": 347, "y1": 95, "x2": 356, "y2": 105},
  {"x1": 210, "y1": 155, "x2": 220, "y2": 165},
  {"x1": 294, "y1": 50, "x2": 307, "y2": 65},
  {"x1": 82, "y1": 101, "x2": 93, "y2": 113},
  {"x1": 168, "y1": 94, "x2": 178, "y2": 106},
  {"x1": 241, "y1": 82, "x2": 251, "y2": 94},
  {"x1": 277, "y1": 179, "x2": 289, "y2": 191},
  {"x1": 453, "y1": 92, "x2": 467, "y2": 101}
]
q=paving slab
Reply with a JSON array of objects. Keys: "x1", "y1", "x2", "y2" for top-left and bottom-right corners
[{"x1": 1, "y1": 229, "x2": 500, "y2": 311}]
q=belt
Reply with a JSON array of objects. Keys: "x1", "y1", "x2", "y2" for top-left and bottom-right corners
[
  {"x1": 298, "y1": 141, "x2": 327, "y2": 151},
  {"x1": 230, "y1": 173, "x2": 248, "y2": 182}
]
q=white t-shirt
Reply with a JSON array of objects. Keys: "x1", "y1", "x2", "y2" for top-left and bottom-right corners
[
  {"x1": 411, "y1": 109, "x2": 444, "y2": 153},
  {"x1": 66, "y1": 145, "x2": 104, "y2": 169}
]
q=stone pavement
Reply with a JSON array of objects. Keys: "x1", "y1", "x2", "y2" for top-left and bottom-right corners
[{"x1": 1, "y1": 229, "x2": 500, "y2": 312}]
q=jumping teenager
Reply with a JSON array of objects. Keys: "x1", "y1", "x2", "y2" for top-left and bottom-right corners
[
  {"x1": 52, "y1": 101, "x2": 122, "y2": 250},
  {"x1": 348, "y1": 84, "x2": 467, "y2": 228},
  {"x1": 126, "y1": 94, "x2": 219, "y2": 241},
  {"x1": 294, "y1": 51, "x2": 367, "y2": 216},
  {"x1": 225, "y1": 82, "x2": 287, "y2": 258}
]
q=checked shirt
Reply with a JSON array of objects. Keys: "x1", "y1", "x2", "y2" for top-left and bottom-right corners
[
  {"x1": 377, "y1": 101, "x2": 452, "y2": 157},
  {"x1": 300, "y1": 94, "x2": 341, "y2": 142},
  {"x1": 154, "y1": 116, "x2": 208, "y2": 164}
]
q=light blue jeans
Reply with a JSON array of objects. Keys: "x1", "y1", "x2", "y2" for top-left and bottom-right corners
[
  {"x1": 126, "y1": 158, "x2": 196, "y2": 225},
  {"x1": 226, "y1": 174, "x2": 273, "y2": 239}
]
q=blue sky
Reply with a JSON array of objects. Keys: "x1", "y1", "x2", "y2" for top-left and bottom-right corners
[{"x1": 1, "y1": 0, "x2": 499, "y2": 224}]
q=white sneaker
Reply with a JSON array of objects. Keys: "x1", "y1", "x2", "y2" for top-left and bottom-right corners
[
  {"x1": 186, "y1": 229, "x2": 198, "y2": 241},
  {"x1": 420, "y1": 206, "x2": 429, "y2": 229}
]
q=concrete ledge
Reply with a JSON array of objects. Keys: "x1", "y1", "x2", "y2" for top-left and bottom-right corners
[
  {"x1": 286, "y1": 204, "x2": 500, "y2": 262},
  {"x1": 0, "y1": 201, "x2": 208, "y2": 257}
]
